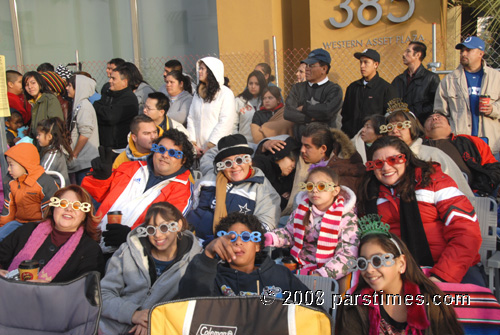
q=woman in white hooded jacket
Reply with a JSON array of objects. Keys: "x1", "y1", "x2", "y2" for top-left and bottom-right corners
[
  {"x1": 187, "y1": 57, "x2": 236, "y2": 156},
  {"x1": 66, "y1": 74, "x2": 100, "y2": 185}
]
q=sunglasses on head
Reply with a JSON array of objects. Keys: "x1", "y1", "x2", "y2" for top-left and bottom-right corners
[
  {"x1": 298, "y1": 181, "x2": 337, "y2": 192},
  {"x1": 379, "y1": 120, "x2": 411, "y2": 134},
  {"x1": 217, "y1": 230, "x2": 262, "y2": 243},
  {"x1": 136, "y1": 221, "x2": 180, "y2": 237},
  {"x1": 151, "y1": 143, "x2": 184, "y2": 159},
  {"x1": 365, "y1": 154, "x2": 406, "y2": 171},
  {"x1": 216, "y1": 155, "x2": 252, "y2": 171},
  {"x1": 347, "y1": 253, "x2": 395, "y2": 271},
  {"x1": 49, "y1": 197, "x2": 91, "y2": 212}
]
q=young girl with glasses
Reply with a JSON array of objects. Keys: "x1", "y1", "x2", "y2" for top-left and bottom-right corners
[
  {"x1": 265, "y1": 167, "x2": 359, "y2": 284},
  {"x1": 336, "y1": 215, "x2": 463, "y2": 335},
  {"x1": 100, "y1": 202, "x2": 202, "y2": 335}
]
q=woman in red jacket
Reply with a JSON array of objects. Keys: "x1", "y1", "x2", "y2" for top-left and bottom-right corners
[{"x1": 357, "y1": 136, "x2": 484, "y2": 285}]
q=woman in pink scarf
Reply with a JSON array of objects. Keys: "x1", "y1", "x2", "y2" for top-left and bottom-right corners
[{"x1": 0, "y1": 185, "x2": 104, "y2": 282}]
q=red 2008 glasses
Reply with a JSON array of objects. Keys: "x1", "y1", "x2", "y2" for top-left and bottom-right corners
[{"x1": 365, "y1": 154, "x2": 406, "y2": 171}]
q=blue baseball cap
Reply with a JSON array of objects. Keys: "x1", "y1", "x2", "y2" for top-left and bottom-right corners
[
  {"x1": 455, "y1": 36, "x2": 485, "y2": 51},
  {"x1": 301, "y1": 49, "x2": 331, "y2": 65}
]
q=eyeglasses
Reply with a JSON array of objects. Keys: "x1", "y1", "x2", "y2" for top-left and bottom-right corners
[
  {"x1": 136, "y1": 221, "x2": 180, "y2": 237},
  {"x1": 365, "y1": 154, "x2": 406, "y2": 171},
  {"x1": 217, "y1": 230, "x2": 262, "y2": 243},
  {"x1": 305, "y1": 63, "x2": 322, "y2": 69},
  {"x1": 298, "y1": 181, "x2": 337, "y2": 192},
  {"x1": 151, "y1": 143, "x2": 184, "y2": 159},
  {"x1": 49, "y1": 197, "x2": 91, "y2": 212},
  {"x1": 143, "y1": 105, "x2": 157, "y2": 112},
  {"x1": 216, "y1": 155, "x2": 252, "y2": 171},
  {"x1": 347, "y1": 253, "x2": 395, "y2": 271},
  {"x1": 379, "y1": 121, "x2": 411, "y2": 134}
]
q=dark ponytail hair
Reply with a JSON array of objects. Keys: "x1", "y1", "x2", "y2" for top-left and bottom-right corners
[{"x1": 167, "y1": 70, "x2": 192, "y2": 95}]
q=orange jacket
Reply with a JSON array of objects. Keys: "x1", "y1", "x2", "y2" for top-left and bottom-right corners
[{"x1": 1, "y1": 143, "x2": 59, "y2": 226}]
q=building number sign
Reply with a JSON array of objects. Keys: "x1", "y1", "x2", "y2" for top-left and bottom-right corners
[{"x1": 329, "y1": 0, "x2": 415, "y2": 28}]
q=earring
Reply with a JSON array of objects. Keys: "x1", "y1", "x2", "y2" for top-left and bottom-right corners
[{"x1": 177, "y1": 232, "x2": 182, "y2": 240}]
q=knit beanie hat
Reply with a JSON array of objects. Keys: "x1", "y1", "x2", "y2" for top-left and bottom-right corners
[
  {"x1": 41, "y1": 71, "x2": 66, "y2": 95},
  {"x1": 55, "y1": 64, "x2": 72, "y2": 80}
]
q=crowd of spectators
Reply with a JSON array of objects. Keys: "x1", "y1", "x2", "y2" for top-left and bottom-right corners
[{"x1": 1, "y1": 35, "x2": 499, "y2": 334}]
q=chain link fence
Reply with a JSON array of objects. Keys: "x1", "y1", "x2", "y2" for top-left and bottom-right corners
[{"x1": 12, "y1": 34, "x2": 500, "y2": 99}]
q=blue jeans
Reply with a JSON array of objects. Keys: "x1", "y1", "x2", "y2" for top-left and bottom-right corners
[{"x1": 0, "y1": 220, "x2": 23, "y2": 242}]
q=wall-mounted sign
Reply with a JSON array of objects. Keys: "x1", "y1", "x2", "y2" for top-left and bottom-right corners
[
  {"x1": 323, "y1": 34, "x2": 424, "y2": 49},
  {"x1": 329, "y1": 0, "x2": 415, "y2": 28}
]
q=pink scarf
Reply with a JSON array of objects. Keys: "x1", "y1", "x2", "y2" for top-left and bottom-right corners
[
  {"x1": 290, "y1": 196, "x2": 344, "y2": 274},
  {"x1": 8, "y1": 220, "x2": 84, "y2": 282},
  {"x1": 357, "y1": 281, "x2": 431, "y2": 335}
]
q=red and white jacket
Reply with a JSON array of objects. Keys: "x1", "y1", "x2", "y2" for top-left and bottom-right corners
[
  {"x1": 377, "y1": 164, "x2": 481, "y2": 283},
  {"x1": 82, "y1": 160, "x2": 193, "y2": 231}
]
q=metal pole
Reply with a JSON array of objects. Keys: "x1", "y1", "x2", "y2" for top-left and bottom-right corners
[
  {"x1": 432, "y1": 23, "x2": 437, "y2": 64},
  {"x1": 75, "y1": 49, "x2": 79, "y2": 71},
  {"x1": 0, "y1": 56, "x2": 11, "y2": 192},
  {"x1": 272, "y1": 36, "x2": 279, "y2": 88},
  {"x1": 9, "y1": 0, "x2": 23, "y2": 72},
  {"x1": 427, "y1": 23, "x2": 441, "y2": 72},
  {"x1": 130, "y1": 0, "x2": 141, "y2": 71}
]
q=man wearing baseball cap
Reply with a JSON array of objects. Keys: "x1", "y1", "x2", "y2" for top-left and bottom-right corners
[
  {"x1": 340, "y1": 48, "x2": 396, "y2": 138},
  {"x1": 284, "y1": 48, "x2": 343, "y2": 140},
  {"x1": 423, "y1": 110, "x2": 500, "y2": 196},
  {"x1": 434, "y1": 36, "x2": 500, "y2": 157}
]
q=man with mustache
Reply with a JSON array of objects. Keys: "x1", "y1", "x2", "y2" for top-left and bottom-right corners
[
  {"x1": 391, "y1": 42, "x2": 440, "y2": 124},
  {"x1": 434, "y1": 36, "x2": 500, "y2": 158}
]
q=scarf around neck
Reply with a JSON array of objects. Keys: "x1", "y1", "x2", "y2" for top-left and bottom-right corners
[
  {"x1": 290, "y1": 196, "x2": 344, "y2": 274},
  {"x1": 359, "y1": 280, "x2": 430, "y2": 335},
  {"x1": 212, "y1": 168, "x2": 255, "y2": 233},
  {"x1": 8, "y1": 220, "x2": 84, "y2": 282}
]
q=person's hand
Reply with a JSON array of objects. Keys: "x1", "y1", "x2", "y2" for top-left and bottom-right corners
[
  {"x1": 205, "y1": 233, "x2": 236, "y2": 262},
  {"x1": 193, "y1": 143, "x2": 204, "y2": 159},
  {"x1": 28, "y1": 278, "x2": 50, "y2": 283},
  {"x1": 297, "y1": 105, "x2": 303, "y2": 112},
  {"x1": 429, "y1": 276, "x2": 442, "y2": 283},
  {"x1": 91, "y1": 146, "x2": 114, "y2": 180},
  {"x1": 131, "y1": 309, "x2": 149, "y2": 328},
  {"x1": 480, "y1": 102, "x2": 493, "y2": 116},
  {"x1": 0, "y1": 270, "x2": 8, "y2": 277},
  {"x1": 281, "y1": 192, "x2": 290, "y2": 200},
  {"x1": 129, "y1": 324, "x2": 147, "y2": 335},
  {"x1": 310, "y1": 272, "x2": 322, "y2": 277},
  {"x1": 103, "y1": 224, "x2": 131, "y2": 247},
  {"x1": 262, "y1": 140, "x2": 286, "y2": 154}
]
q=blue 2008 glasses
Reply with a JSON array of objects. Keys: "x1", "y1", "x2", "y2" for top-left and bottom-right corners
[
  {"x1": 217, "y1": 230, "x2": 262, "y2": 243},
  {"x1": 151, "y1": 143, "x2": 184, "y2": 159}
]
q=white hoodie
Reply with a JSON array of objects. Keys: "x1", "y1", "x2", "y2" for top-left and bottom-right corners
[{"x1": 187, "y1": 57, "x2": 236, "y2": 149}]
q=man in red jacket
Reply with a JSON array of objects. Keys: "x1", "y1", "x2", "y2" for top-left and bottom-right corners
[
  {"x1": 423, "y1": 111, "x2": 500, "y2": 196},
  {"x1": 82, "y1": 129, "x2": 195, "y2": 255}
]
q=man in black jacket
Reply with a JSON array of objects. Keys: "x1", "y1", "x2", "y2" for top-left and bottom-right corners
[
  {"x1": 341, "y1": 49, "x2": 396, "y2": 138},
  {"x1": 95, "y1": 64, "x2": 139, "y2": 149},
  {"x1": 391, "y1": 42, "x2": 440, "y2": 124},
  {"x1": 284, "y1": 48, "x2": 343, "y2": 140}
]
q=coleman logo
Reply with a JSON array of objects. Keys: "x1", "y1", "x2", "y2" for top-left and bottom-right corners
[{"x1": 196, "y1": 324, "x2": 237, "y2": 335}]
